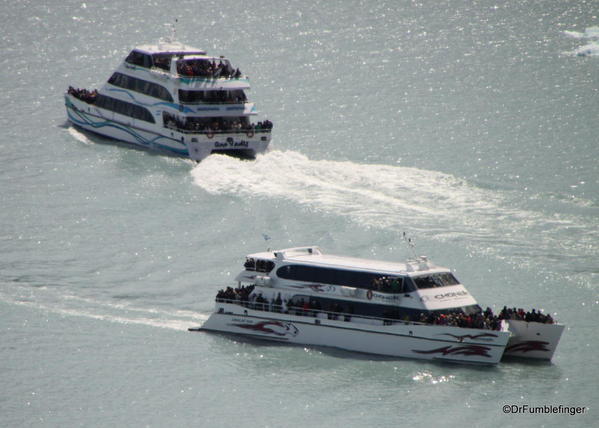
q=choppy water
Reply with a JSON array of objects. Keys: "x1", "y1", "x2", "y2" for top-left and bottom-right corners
[{"x1": 1, "y1": 0, "x2": 598, "y2": 426}]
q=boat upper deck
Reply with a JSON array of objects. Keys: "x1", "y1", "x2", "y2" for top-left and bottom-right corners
[
  {"x1": 122, "y1": 42, "x2": 248, "y2": 85},
  {"x1": 247, "y1": 247, "x2": 451, "y2": 277}
]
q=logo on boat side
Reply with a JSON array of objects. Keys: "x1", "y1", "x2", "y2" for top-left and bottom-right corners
[
  {"x1": 420, "y1": 290, "x2": 469, "y2": 302},
  {"x1": 308, "y1": 284, "x2": 336, "y2": 293},
  {"x1": 412, "y1": 344, "x2": 492, "y2": 358},
  {"x1": 371, "y1": 292, "x2": 402, "y2": 302},
  {"x1": 214, "y1": 140, "x2": 249, "y2": 148},
  {"x1": 505, "y1": 340, "x2": 550, "y2": 353},
  {"x1": 230, "y1": 320, "x2": 299, "y2": 337},
  {"x1": 438, "y1": 333, "x2": 498, "y2": 342}
]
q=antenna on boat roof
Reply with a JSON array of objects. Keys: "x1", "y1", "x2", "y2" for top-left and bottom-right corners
[
  {"x1": 172, "y1": 18, "x2": 178, "y2": 42},
  {"x1": 164, "y1": 19, "x2": 178, "y2": 43},
  {"x1": 402, "y1": 232, "x2": 418, "y2": 259},
  {"x1": 262, "y1": 233, "x2": 272, "y2": 252}
]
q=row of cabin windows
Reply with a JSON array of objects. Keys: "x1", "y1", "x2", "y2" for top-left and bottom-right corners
[
  {"x1": 288, "y1": 294, "x2": 480, "y2": 321},
  {"x1": 276, "y1": 265, "x2": 412, "y2": 292},
  {"x1": 178, "y1": 89, "x2": 247, "y2": 104},
  {"x1": 244, "y1": 258, "x2": 275, "y2": 273},
  {"x1": 95, "y1": 95, "x2": 155, "y2": 123},
  {"x1": 108, "y1": 72, "x2": 173, "y2": 102},
  {"x1": 276, "y1": 264, "x2": 460, "y2": 292}
]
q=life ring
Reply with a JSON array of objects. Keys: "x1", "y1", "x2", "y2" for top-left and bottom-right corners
[
  {"x1": 366, "y1": 289, "x2": 373, "y2": 300},
  {"x1": 206, "y1": 131, "x2": 214, "y2": 139},
  {"x1": 246, "y1": 130, "x2": 254, "y2": 138}
]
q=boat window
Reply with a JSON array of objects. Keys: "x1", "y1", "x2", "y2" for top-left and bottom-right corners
[
  {"x1": 287, "y1": 294, "x2": 412, "y2": 321},
  {"x1": 152, "y1": 54, "x2": 171, "y2": 71},
  {"x1": 411, "y1": 272, "x2": 459, "y2": 289},
  {"x1": 428, "y1": 305, "x2": 481, "y2": 316},
  {"x1": 95, "y1": 94, "x2": 155, "y2": 123},
  {"x1": 108, "y1": 72, "x2": 173, "y2": 102},
  {"x1": 176, "y1": 58, "x2": 240, "y2": 79},
  {"x1": 373, "y1": 276, "x2": 407, "y2": 293},
  {"x1": 244, "y1": 258, "x2": 274, "y2": 273},
  {"x1": 125, "y1": 51, "x2": 152, "y2": 68},
  {"x1": 178, "y1": 89, "x2": 247, "y2": 104},
  {"x1": 276, "y1": 264, "x2": 411, "y2": 292}
]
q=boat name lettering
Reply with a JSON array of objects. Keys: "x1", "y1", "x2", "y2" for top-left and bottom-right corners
[
  {"x1": 214, "y1": 140, "x2": 249, "y2": 148},
  {"x1": 372, "y1": 292, "x2": 402, "y2": 302},
  {"x1": 420, "y1": 290, "x2": 469, "y2": 302},
  {"x1": 231, "y1": 317, "x2": 253, "y2": 324}
]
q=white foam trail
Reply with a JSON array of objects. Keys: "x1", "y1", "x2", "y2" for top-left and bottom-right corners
[
  {"x1": 573, "y1": 42, "x2": 599, "y2": 57},
  {"x1": 191, "y1": 151, "x2": 598, "y2": 269},
  {"x1": 68, "y1": 126, "x2": 94, "y2": 144},
  {"x1": 563, "y1": 26, "x2": 599, "y2": 39},
  {"x1": 563, "y1": 26, "x2": 599, "y2": 56},
  {"x1": 193, "y1": 150, "x2": 501, "y2": 230},
  {"x1": 0, "y1": 286, "x2": 209, "y2": 331}
]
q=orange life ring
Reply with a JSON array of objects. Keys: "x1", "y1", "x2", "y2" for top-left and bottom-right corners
[
  {"x1": 246, "y1": 130, "x2": 254, "y2": 138},
  {"x1": 206, "y1": 131, "x2": 214, "y2": 139},
  {"x1": 366, "y1": 289, "x2": 373, "y2": 300}
]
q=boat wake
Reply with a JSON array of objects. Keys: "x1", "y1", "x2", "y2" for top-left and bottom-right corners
[
  {"x1": 0, "y1": 283, "x2": 209, "y2": 331},
  {"x1": 68, "y1": 126, "x2": 95, "y2": 145},
  {"x1": 191, "y1": 151, "x2": 598, "y2": 275},
  {"x1": 563, "y1": 26, "x2": 599, "y2": 57}
]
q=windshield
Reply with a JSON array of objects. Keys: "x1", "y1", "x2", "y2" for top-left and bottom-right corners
[{"x1": 412, "y1": 272, "x2": 459, "y2": 289}]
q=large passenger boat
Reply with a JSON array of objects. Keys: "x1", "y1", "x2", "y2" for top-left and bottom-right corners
[
  {"x1": 65, "y1": 40, "x2": 272, "y2": 161},
  {"x1": 194, "y1": 247, "x2": 564, "y2": 365}
]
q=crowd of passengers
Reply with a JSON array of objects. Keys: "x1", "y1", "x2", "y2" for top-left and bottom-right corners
[
  {"x1": 214, "y1": 287, "x2": 555, "y2": 328},
  {"x1": 418, "y1": 308, "x2": 501, "y2": 330},
  {"x1": 216, "y1": 290, "x2": 354, "y2": 320},
  {"x1": 180, "y1": 91, "x2": 247, "y2": 104},
  {"x1": 68, "y1": 87, "x2": 98, "y2": 104},
  {"x1": 418, "y1": 306, "x2": 554, "y2": 329},
  {"x1": 163, "y1": 112, "x2": 273, "y2": 133},
  {"x1": 177, "y1": 59, "x2": 242, "y2": 79},
  {"x1": 498, "y1": 306, "x2": 554, "y2": 323},
  {"x1": 216, "y1": 285, "x2": 255, "y2": 303}
]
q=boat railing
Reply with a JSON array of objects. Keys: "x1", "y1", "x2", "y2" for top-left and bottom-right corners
[
  {"x1": 165, "y1": 126, "x2": 272, "y2": 136},
  {"x1": 177, "y1": 74, "x2": 249, "y2": 82},
  {"x1": 215, "y1": 298, "x2": 414, "y2": 327},
  {"x1": 179, "y1": 99, "x2": 250, "y2": 105}
]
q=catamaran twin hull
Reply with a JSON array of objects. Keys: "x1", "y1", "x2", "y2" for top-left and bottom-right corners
[
  {"x1": 200, "y1": 303, "x2": 512, "y2": 365},
  {"x1": 200, "y1": 306, "x2": 564, "y2": 364}
]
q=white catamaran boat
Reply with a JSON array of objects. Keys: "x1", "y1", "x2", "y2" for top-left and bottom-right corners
[
  {"x1": 65, "y1": 40, "x2": 272, "y2": 161},
  {"x1": 194, "y1": 247, "x2": 564, "y2": 365}
]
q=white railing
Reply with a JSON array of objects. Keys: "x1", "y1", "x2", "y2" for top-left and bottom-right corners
[{"x1": 215, "y1": 298, "x2": 410, "y2": 327}]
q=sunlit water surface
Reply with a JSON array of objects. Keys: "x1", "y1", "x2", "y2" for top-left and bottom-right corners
[{"x1": 1, "y1": 0, "x2": 598, "y2": 426}]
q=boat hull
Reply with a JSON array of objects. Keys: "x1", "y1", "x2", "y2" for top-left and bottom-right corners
[
  {"x1": 503, "y1": 320, "x2": 565, "y2": 360},
  {"x1": 199, "y1": 303, "x2": 510, "y2": 365},
  {"x1": 65, "y1": 95, "x2": 270, "y2": 161}
]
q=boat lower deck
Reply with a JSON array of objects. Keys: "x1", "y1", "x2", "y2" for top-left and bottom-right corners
[
  {"x1": 65, "y1": 95, "x2": 271, "y2": 161},
  {"x1": 197, "y1": 301, "x2": 511, "y2": 365}
]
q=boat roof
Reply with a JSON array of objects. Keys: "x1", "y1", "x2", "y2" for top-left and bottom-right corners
[
  {"x1": 247, "y1": 247, "x2": 449, "y2": 276},
  {"x1": 134, "y1": 40, "x2": 206, "y2": 56}
]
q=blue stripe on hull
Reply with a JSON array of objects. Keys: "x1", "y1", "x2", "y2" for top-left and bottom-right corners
[{"x1": 66, "y1": 103, "x2": 190, "y2": 157}]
